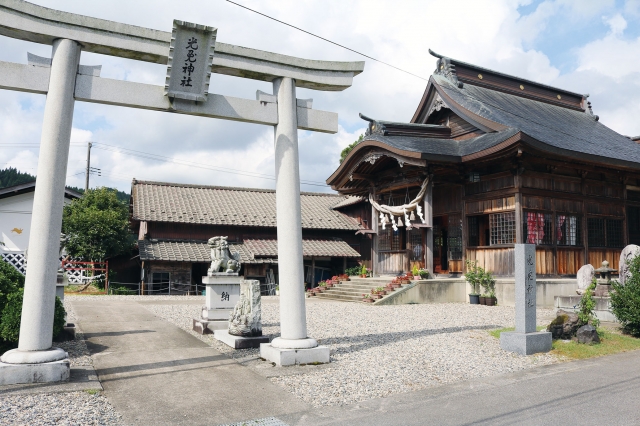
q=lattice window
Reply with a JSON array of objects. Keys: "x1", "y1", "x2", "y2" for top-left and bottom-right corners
[
  {"x1": 408, "y1": 228, "x2": 423, "y2": 261},
  {"x1": 468, "y1": 216, "x2": 479, "y2": 247},
  {"x1": 606, "y1": 219, "x2": 624, "y2": 248},
  {"x1": 490, "y1": 212, "x2": 516, "y2": 245},
  {"x1": 588, "y1": 218, "x2": 605, "y2": 247},
  {"x1": 448, "y1": 214, "x2": 462, "y2": 260},
  {"x1": 378, "y1": 227, "x2": 392, "y2": 251},
  {"x1": 557, "y1": 215, "x2": 581, "y2": 246},
  {"x1": 524, "y1": 212, "x2": 553, "y2": 245},
  {"x1": 0, "y1": 252, "x2": 26, "y2": 275}
]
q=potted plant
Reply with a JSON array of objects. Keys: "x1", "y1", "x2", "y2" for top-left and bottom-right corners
[
  {"x1": 418, "y1": 268, "x2": 430, "y2": 280},
  {"x1": 486, "y1": 290, "x2": 497, "y2": 306},
  {"x1": 360, "y1": 264, "x2": 368, "y2": 278},
  {"x1": 362, "y1": 293, "x2": 374, "y2": 303},
  {"x1": 479, "y1": 294, "x2": 487, "y2": 305},
  {"x1": 464, "y1": 260, "x2": 481, "y2": 304},
  {"x1": 479, "y1": 267, "x2": 496, "y2": 306},
  {"x1": 306, "y1": 288, "x2": 315, "y2": 297},
  {"x1": 275, "y1": 285, "x2": 280, "y2": 296}
]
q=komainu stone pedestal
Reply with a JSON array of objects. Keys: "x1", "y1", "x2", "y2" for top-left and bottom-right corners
[
  {"x1": 214, "y1": 330, "x2": 269, "y2": 349},
  {"x1": 260, "y1": 343, "x2": 330, "y2": 367},
  {"x1": 500, "y1": 244, "x2": 552, "y2": 356},
  {"x1": 192, "y1": 274, "x2": 242, "y2": 334}
]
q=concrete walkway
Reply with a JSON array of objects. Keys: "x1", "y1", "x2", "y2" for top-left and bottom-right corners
[{"x1": 71, "y1": 298, "x2": 308, "y2": 425}]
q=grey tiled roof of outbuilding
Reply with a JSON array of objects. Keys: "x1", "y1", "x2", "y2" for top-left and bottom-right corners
[
  {"x1": 132, "y1": 181, "x2": 361, "y2": 230},
  {"x1": 138, "y1": 238, "x2": 359, "y2": 262},
  {"x1": 138, "y1": 239, "x2": 276, "y2": 263},
  {"x1": 244, "y1": 239, "x2": 360, "y2": 258}
]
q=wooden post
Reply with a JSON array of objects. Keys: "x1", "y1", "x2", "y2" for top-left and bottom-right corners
[
  {"x1": 425, "y1": 179, "x2": 434, "y2": 276},
  {"x1": 311, "y1": 257, "x2": 316, "y2": 287},
  {"x1": 371, "y1": 190, "x2": 378, "y2": 277},
  {"x1": 515, "y1": 172, "x2": 523, "y2": 244}
]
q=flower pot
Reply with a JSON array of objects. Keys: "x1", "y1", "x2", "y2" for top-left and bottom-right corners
[
  {"x1": 469, "y1": 294, "x2": 480, "y2": 304},
  {"x1": 360, "y1": 274, "x2": 367, "y2": 278},
  {"x1": 479, "y1": 296, "x2": 486, "y2": 305},
  {"x1": 486, "y1": 297, "x2": 496, "y2": 306},
  {"x1": 372, "y1": 294, "x2": 382, "y2": 299},
  {"x1": 363, "y1": 298, "x2": 374, "y2": 303}
]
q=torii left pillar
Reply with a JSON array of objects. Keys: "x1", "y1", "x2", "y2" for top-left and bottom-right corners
[{"x1": 0, "y1": 39, "x2": 80, "y2": 384}]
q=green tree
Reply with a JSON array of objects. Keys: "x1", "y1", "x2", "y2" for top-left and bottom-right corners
[
  {"x1": 62, "y1": 187, "x2": 134, "y2": 261},
  {"x1": 339, "y1": 134, "x2": 364, "y2": 164}
]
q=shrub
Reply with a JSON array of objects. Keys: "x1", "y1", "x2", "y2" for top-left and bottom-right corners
[
  {"x1": 0, "y1": 259, "x2": 24, "y2": 308},
  {"x1": 0, "y1": 290, "x2": 66, "y2": 344},
  {"x1": 611, "y1": 255, "x2": 640, "y2": 337},
  {"x1": 578, "y1": 279, "x2": 600, "y2": 328},
  {"x1": 344, "y1": 266, "x2": 361, "y2": 276}
]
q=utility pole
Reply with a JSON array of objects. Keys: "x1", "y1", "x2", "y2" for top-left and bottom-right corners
[{"x1": 85, "y1": 142, "x2": 92, "y2": 192}]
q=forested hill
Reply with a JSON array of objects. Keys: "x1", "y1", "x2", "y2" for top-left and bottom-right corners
[{"x1": 0, "y1": 167, "x2": 130, "y2": 204}]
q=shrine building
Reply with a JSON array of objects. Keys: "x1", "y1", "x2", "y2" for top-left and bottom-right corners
[{"x1": 327, "y1": 50, "x2": 640, "y2": 278}]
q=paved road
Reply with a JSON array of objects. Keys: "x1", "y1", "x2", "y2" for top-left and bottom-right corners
[
  {"x1": 277, "y1": 349, "x2": 640, "y2": 425},
  {"x1": 71, "y1": 298, "x2": 308, "y2": 425}
]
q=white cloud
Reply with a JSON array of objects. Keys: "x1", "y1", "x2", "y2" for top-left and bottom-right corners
[{"x1": 1, "y1": 0, "x2": 639, "y2": 194}]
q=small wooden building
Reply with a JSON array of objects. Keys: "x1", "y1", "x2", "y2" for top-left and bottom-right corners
[
  {"x1": 327, "y1": 51, "x2": 640, "y2": 277},
  {"x1": 129, "y1": 180, "x2": 366, "y2": 294}
]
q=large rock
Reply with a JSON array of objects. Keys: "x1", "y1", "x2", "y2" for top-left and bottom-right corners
[
  {"x1": 576, "y1": 264, "x2": 595, "y2": 295},
  {"x1": 547, "y1": 309, "x2": 580, "y2": 339},
  {"x1": 619, "y1": 244, "x2": 640, "y2": 285},
  {"x1": 576, "y1": 324, "x2": 600, "y2": 344},
  {"x1": 228, "y1": 279, "x2": 262, "y2": 337}
]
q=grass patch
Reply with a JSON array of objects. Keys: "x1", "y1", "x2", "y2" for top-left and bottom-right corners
[
  {"x1": 550, "y1": 328, "x2": 640, "y2": 359},
  {"x1": 488, "y1": 326, "x2": 545, "y2": 339},
  {"x1": 85, "y1": 389, "x2": 100, "y2": 395},
  {"x1": 489, "y1": 326, "x2": 640, "y2": 359}
]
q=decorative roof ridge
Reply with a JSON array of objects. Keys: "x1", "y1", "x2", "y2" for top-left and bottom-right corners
[
  {"x1": 359, "y1": 113, "x2": 451, "y2": 138},
  {"x1": 429, "y1": 49, "x2": 585, "y2": 99},
  {"x1": 131, "y1": 179, "x2": 343, "y2": 197}
]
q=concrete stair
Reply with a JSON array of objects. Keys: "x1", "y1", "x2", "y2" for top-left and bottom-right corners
[{"x1": 314, "y1": 277, "x2": 403, "y2": 302}]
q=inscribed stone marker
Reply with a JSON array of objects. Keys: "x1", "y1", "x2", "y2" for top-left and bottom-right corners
[
  {"x1": 500, "y1": 244, "x2": 552, "y2": 355},
  {"x1": 165, "y1": 20, "x2": 217, "y2": 102}
]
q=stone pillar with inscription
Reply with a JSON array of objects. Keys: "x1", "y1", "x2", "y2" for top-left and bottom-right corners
[{"x1": 500, "y1": 244, "x2": 552, "y2": 355}]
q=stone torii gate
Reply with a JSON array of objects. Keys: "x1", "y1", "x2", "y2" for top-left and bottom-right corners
[{"x1": 0, "y1": 0, "x2": 363, "y2": 383}]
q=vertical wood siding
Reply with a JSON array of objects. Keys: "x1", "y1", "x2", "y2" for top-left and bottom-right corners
[
  {"x1": 377, "y1": 251, "x2": 406, "y2": 274},
  {"x1": 588, "y1": 249, "x2": 621, "y2": 272},
  {"x1": 466, "y1": 248, "x2": 515, "y2": 276}
]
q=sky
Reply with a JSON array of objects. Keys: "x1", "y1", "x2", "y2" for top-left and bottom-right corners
[{"x1": 1, "y1": 0, "x2": 640, "y2": 194}]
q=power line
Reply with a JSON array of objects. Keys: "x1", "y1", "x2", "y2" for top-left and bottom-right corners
[
  {"x1": 90, "y1": 142, "x2": 330, "y2": 187},
  {"x1": 225, "y1": 0, "x2": 429, "y2": 82},
  {"x1": 3, "y1": 141, "x2": 331, "y2": 188}
]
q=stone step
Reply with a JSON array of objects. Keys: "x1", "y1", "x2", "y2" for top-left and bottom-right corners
[{"x1": 314, "y1": 293, "x2": 363, "y2": 302}]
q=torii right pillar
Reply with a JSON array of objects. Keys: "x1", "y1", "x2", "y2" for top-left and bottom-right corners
[{"x1": 259, "y1": 77, "x2": 330, "y2": 366}]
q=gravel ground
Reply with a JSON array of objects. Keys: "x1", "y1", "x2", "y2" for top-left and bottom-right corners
[
  {"x1": 57, "y1": 299, "x2": 92, "y2": 367},
  {"x1": 0, "y1": 391, "x2": 122, "y2": 426},
  {"x1": 142, "y1": 296, "x2": 560, "y2": 407},
  {"x1": 0, "y1": 298, "x2": 123, "y2": 426}
]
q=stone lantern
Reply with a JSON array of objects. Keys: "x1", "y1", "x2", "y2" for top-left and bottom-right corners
[{"x1": 594, "y1": 260, "x2": 617, "y2": 296}]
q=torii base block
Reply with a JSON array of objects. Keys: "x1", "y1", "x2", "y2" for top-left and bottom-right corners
[
  {"x1": 260, "y1": 341, "x2": 330, "y2": 367},
  {"x1": 0, "y1": 358, "x2": 69, "y2": 385}
]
